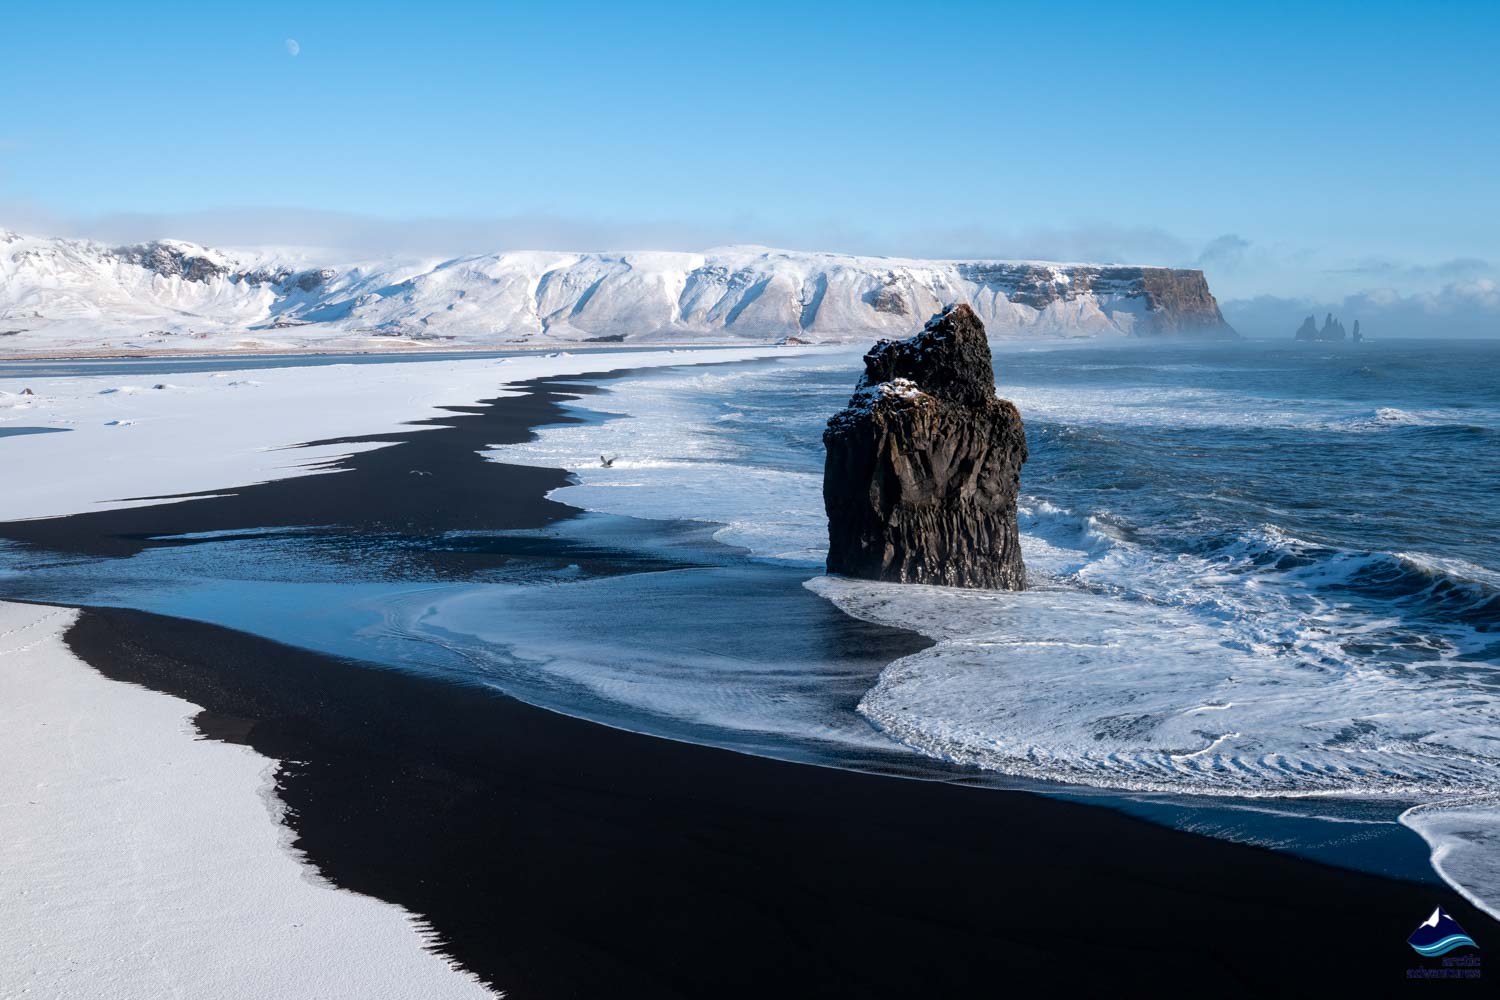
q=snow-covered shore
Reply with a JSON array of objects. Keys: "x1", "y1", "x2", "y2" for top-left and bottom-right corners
[
  {"x1": 1, "y1": 345, "x2": 825, "y2": 521},
  {"x1": 0, "y1": 600, "x2": 496, "y2": 999}
]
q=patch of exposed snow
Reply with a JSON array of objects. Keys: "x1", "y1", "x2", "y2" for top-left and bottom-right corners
[{"x1": 0, "y1": 600, "x2": 497, "y2": 999}]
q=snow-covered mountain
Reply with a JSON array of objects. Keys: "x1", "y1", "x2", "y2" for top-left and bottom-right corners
[{"x1": 0, "y1": 231, "x2": 1235, "y2": 354}]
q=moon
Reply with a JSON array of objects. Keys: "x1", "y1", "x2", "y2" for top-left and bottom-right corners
[{"x1": 285, "y1": 38, "x2": 300, "y2": 57}]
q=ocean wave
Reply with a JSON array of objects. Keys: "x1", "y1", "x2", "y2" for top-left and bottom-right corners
[
  {"x1": 1009, "y1": 386, "x2": 1500, "y2": 435},
  {"x1": 1336, "y1": 406, "x2": 1425, "y2": 429},
  {"x1": 827, "y1": 498, "x2": 1500, "y2": 801},
  {"x1": 1190, "y1": 523, "x2": 1500, "y2": 632},
  {"x1": 1017, "y1": 506, "x2": 1500, "y2": 643},
  {"x1": 492, "y1": 360, "x2": 1500, "y2": 806},
  {"x1": 1327, "y1": 406, "x2": 1497, "y2": 434}
]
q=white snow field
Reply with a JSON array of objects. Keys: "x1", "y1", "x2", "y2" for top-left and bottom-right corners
[
  {"x1": 0, "y1": 230, "x2": 1232, "y2": 356},
  {"x1": 0, "y1": 600, "x2": 496, "y2": 999},
  {"x1": 0, "y1": 345, "x2": 825, "y2": 521}
]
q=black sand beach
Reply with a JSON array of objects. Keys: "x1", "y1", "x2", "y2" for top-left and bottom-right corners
[
  {"x1": 9, "y1": 363, "x2": 1494, "y2": 996},
  {"x1": 0, "y1": 372, "x2": 595, "y2": 561},
  {"x1": 67, "y1": 605, "x2": 1495, "y2": 996}
]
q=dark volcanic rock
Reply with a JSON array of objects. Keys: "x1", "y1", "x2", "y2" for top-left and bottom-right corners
[
  {"x1": 293, "y1": 267, "x2": 337, "y2": 292},
  {"x1": 823, "y1": 303, "x2": 1028, "y2": 590},
  {"x1": 237, "y1": 266, "x2": 337, "y2": 292},
  {"x1": 117, "y1": 242, "x2": 229, "y2": 283},
  {"x1": 1321, "y1": 312, "x2": 1348, "y2": 341},
  {"x1": 870, "y1": 275, "x2": 910, "y2": 315},
  {"x1": 856, "y1": 307, "x2": 998, "y2": 408},
  {"x1": 1295, "y1": 312, "x2": 1351, "y2": 342}
]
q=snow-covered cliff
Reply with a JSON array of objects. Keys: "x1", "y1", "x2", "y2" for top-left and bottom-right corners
[{"x1": 0, "y1": 231, "x2": 1235, "y2": 354}]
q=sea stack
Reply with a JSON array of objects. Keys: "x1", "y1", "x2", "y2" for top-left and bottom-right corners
[{"x1": 822, "y1": 303, "x2": 1028, "y2": 589}]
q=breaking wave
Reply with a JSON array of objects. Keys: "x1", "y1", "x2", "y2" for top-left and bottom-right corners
[{"x1": 826, "y1": 505, "x2": 1500, "y2": 799}]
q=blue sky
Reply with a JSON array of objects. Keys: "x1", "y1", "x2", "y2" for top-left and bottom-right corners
[{"x1": 2, "y1": 0, "x2": 1497, "y2": 323}]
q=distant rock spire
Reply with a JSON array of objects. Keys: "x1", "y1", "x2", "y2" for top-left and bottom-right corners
[{"x1": 1295, "y1": 313, "x2": 1356, "y2": 342}]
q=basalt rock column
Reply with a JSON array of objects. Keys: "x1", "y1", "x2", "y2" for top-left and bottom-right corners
[{"x1": 822, "y1": 303, "x2": 1028, "y2": 589}]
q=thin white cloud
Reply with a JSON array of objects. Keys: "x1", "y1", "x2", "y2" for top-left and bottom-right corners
[
  {"x1": 884, "y1": 223, "x2": 1193, "y2": 266},
  {"x1": 0, "y1": 201, "x2": 1207, "y2": 267},
  {"x1": 1325, "y1": 256, "x2": 1491, "y2": 282}
]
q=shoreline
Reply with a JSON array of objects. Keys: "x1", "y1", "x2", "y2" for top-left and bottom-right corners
[
  {"x1": 62, "y1": 600, "x2": 1497, "y2": 995},
  {"x1": 0, "y1": 345, "x2": 820, "y2": 524},
  {"x1": 0, "y1": 600, "x2": 494, "y2": 1000},
  {"x1": 5, "y1": 357, "x2": 1494, "y2": 993}
]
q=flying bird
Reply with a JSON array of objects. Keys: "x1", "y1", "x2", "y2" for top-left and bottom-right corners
[{"x1": 600, "y1": 455, "x2": 617, "y2": 468}]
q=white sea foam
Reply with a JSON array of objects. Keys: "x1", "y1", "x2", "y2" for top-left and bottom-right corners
[
  {"x1": 407, "y1": 572, "x2": 904, "y2": 753},
  {"x1": 816, "y1": 571, "x2": 1500, "y2": 797},
  {"x1": 1005, "y1": 385, "x2": 1500, "y2": 434},
  {"x1": 489, "y1": 359, "x2": 849, "y2": 563},
  {"x1": 1401, "y1": 799, "x2": 1500, "y2": 921},
  {"x1": 835, "y1": 499, "x2": 1500, "y2": 798}
]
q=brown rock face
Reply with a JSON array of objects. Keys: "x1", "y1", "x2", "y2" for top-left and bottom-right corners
[
  {"x1": 823, "y1": 303, "x2": 1028, "y2": 589},
  {"x1": 956, "y1": 263, "x2": 1236, "y2": 337}
]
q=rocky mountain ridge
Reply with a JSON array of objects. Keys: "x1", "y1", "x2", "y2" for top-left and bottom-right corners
[{"x1": 0, "y1": 230, "x2": 1236, "y2": 353}]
